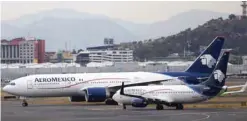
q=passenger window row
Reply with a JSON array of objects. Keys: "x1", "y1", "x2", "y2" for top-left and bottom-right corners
[
  {"x1": 159, "y1": 91, "x2": 194, "y2": 94},
  {"x1": 90, "y1": 81, "x2": 130, "y2": 84},
  {"x1": 147, "y1": 91, "x2": 194, "y2": 94}
]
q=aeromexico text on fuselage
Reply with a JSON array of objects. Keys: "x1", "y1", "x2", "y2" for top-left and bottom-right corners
[
  {"x1": 35, "y1": 77, "x2": 76, "y2": 82},
  {"x1": 34, "y1": 72, "x2": 208, "y2": 84}
]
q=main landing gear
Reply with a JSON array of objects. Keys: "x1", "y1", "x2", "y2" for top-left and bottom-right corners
[
  {"x1": 22, "y1": 99, "x2": 28, "y2": 107},
  {"x1": 155, "y1": 103, "x2": 184, "y2": 110},
  {"x1": 105, "y1": 98, "x2": 118, "y2": 105},
  {"x1": 175, "y1": 104, "x2": 184, "y2": 110},
  {"x1": 122, "y1": 104, "x2": 126, "y2": 110},
  {"x1": 156, "y1": 104, "x2": 164, "y2": 110}
]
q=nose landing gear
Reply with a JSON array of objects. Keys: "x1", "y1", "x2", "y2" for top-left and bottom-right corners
[{"x1": 21, "y1": 97, "x2": 28, "y2": 107}]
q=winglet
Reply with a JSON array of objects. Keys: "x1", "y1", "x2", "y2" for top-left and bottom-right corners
[
  {"x1": 221, "y1": 81, "x2": 247, "y2": 96},
  {"x1": 120, "y1": 82, "x2": 125, "y2": 95},
  {"x1": 240, "y1": 81, "x2": 247, "y2": 92},
  {"x1": 222, "y1": 49, "x2": 233, "y2": 52}
]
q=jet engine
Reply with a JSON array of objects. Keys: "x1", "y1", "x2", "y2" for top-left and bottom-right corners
[
  {"x1": 131, "y1": 98, "x2": 148, "y2": 107},
  {"x1": 84, "y1": 87, "x2": 110, "y2": 102},
  {"x1": 69, "y1": 96, "x2": 86, "y2": 102}
]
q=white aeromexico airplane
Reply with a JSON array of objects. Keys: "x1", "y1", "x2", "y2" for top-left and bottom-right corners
[
  {"x1": 3, "y1": 37, "x2": 225, "y2": 107},
  {"x1": 112, "y1": 52, "x2": 247, "y2": 110},
  {"x1": 3, "y1": 71, "x2": 174, "y2": 106}
]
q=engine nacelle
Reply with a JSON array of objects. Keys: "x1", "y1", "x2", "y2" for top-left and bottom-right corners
[
  {"x1": 69, "y1": 96, "x2": 85, "y2": 102},
  {"x1": 131, "y1": 98, "x2": 148, "y2": 108},
  {"x1": 84, "y1": 87, "x2": 110, "y2": 102}
]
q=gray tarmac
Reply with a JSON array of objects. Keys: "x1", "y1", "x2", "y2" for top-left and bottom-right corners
[{"x1": 2, "y1": 100, "x2": 247, "y2": 121}]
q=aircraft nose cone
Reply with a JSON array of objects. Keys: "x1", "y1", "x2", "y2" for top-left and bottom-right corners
[
  {"x1": 2, "y1": 85, "x2": 10, "y2": 93},
  {"x1": 112, "y1": 94, "x2": 117, "y2": 101},
  {"x1": 112, "y1": 93, "x2": 119, "y2": 102}
]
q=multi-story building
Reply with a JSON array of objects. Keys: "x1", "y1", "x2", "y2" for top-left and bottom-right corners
[
  {"x1": 44, "y1": 52, "x2": 56, "y2": 62},
  {"x1": 88, "y1": 49, "x2": 133, "y2": 63},
  {"x1": 49, "y1": 51, "x2": 73, "y2": 63},
  {"x1": 76, "y1": 51, "x2": 90, "y2": 66},
  {"x1": 1, "y1": 37, "x2": 45, "y2": 64},
  {"x1": 243, "y1": 56, "x2": 247, "y2": 65},
  {"x1": 1, "y1": 38, "x2": 23, "y2": 63},
  {"x1": 19, "y1": 40, "x2": 36, "y2": 63},
  {"x1": 37, "y1": 39, "x2": 45, "y2": 63},
  {"x1": 103, "y1": 50, "x2": 133, "y2": 62},
  {"x1": 73, "y1": 38, "x2": 133, "y2": 63},
  {"x1": 88, "y1": 50, "x2": 105, "y2": 62}
]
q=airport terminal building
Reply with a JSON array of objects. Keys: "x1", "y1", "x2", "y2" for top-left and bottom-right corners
[{"x1": 85, "y1": 38, "x2": 133, "y2": 63}]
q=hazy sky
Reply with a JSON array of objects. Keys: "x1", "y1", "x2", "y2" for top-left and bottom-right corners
[{"x1": 1, "y1": 1, "x2": 242, "y2": 23}]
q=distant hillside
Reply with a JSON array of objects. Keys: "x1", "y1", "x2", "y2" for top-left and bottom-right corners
[
  {"x1": 1, "y1": 9, "x2": 228, "y2": 51},
  {"x1": 120, "y1": 16, "x2": 247, "y2": 61}
]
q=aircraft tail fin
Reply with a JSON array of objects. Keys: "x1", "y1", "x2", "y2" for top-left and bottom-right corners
[
  {"x1": 202, "y1": 51, "x2": 230, "y2": 87},
  {"x1": 185, "y1": 36, "x2": 225, "y2": 74}
]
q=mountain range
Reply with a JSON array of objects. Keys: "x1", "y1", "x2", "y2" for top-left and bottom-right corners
[{"x1": 1, "y1": 8, "x2": 229, "y2": 51}]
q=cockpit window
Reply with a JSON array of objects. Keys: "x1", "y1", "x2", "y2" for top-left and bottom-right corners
[{"x1": 10, "y1": 82, "x2": 16, "y2": 86}]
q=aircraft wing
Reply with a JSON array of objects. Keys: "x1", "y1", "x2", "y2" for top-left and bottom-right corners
[
  {"x1": 107, "y1": 79, "x2": 172, "y2": 92},
  {"x1": 147, "y1": 96, "x2": 174, "y2": 103},
  {"x1": 119, "y1": 82, "x2": 173, "y2": 104},
  {"x1": 221, "y1": 81, "x2": 247, "y2": 96},
  {"x1": 79, "y1": 78, "x2": 174, "y2": 93}
]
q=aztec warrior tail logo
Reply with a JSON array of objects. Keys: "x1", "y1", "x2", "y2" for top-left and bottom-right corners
[
  {"x1": 199, "y1": 54, "x2": 216, "y2": 68},
  {"x1": 213, "y1": 70, "x2": 225, "y2": 83}
]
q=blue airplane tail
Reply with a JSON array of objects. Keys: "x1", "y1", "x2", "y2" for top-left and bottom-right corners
[
  {"x1": 185, "y1": 36, "x2": 225, "y2": 74},
  {"x1": 196, "y1": 51, "x2": 230, "y2": 97},
  {"x1": 202, "y1": 51, "x2": 229, "y2": 87}
]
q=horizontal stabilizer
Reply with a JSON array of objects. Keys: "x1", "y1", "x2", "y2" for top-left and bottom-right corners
[{"x1": 221, "y1": 81, "x2": 247, "y2": 96}]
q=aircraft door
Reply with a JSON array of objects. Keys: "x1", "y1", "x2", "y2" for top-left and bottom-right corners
[{"x1": 27, "y1": 80, "x2": 33, "y2": 89}]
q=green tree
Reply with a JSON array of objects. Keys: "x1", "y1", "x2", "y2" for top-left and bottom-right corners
[{"x1": 229, "y1": 14, "x2": 236, "y2": 20}]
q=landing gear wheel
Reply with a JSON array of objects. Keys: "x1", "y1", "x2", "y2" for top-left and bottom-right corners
[
  {"x1": 105, "y1": 99, "x2": 118, "y2": 105},
  {"x1": 176, "y1": 104, "x2": 183, "y2": 110},
  {"x1": 22, "y1": 102, "x2": 28, "y2": 107},
  {"x1": 123, "y1": 104, "x2": 126, "y2": 110},
  {"x1": 22, "y1": 100, "x2": 28, "y2": 107},
  {"x1": 156, "y1": 104, "x2": 164, "y2": 110}
]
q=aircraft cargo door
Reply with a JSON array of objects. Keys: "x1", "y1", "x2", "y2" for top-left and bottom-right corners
[{"x1": 27, "y1": 80, "x2": 33, "y2": 89}]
